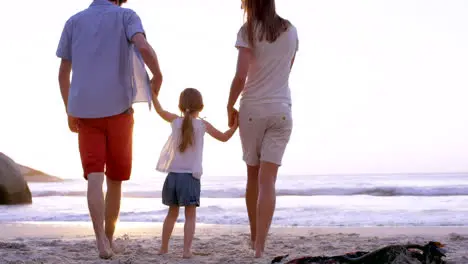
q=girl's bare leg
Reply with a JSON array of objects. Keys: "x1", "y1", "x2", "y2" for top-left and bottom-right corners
[
  {"x1": 158, "y1": 206, "x2": 179, "y2": 254},
  {"x1": 183, "y1": 205, "x2": 197, "y2": 258}
]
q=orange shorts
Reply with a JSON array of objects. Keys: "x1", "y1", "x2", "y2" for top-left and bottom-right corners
[{"x1": 77, "y1": 109, "x2": 134, "y2": 181}]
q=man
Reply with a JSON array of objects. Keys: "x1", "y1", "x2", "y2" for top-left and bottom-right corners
[{"x1": 56, "y1": 0, "x2": 162, "y2": 259}]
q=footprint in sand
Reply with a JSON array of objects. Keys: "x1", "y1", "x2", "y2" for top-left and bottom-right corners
[
  {"x1": 193, "y1": 252, "x2": 211, "y2": 256},
  {"x1": 449, "y1": 233, "x2": 467, "y2": 241},
  {"x1": 0, "y1": 242, "x2": 27, "y2": 250}
]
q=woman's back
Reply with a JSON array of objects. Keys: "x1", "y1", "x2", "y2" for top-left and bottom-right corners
[{"x1": 236, "y1": 23, "x2": 298, "y2": 106}]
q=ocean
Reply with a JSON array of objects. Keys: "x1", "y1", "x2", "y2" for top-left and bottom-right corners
[{"x1": 1, "y1": 173, "x2": 467, "y2": 227}]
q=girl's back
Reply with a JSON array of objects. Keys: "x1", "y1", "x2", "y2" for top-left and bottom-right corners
[
  {"x1": 153, "y1": 87, "x2": 238, "y2": 258},
  {"x1": 157, "y1": 117, "x2": 205, "y2": 179}
]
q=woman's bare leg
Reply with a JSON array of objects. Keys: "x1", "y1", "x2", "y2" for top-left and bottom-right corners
[
  {"x1": 246, "y1": 165, "x2": 259, "y2": 249},
  {"x1": 254, "y1": 161, "x2": 279, "y2": 258}
]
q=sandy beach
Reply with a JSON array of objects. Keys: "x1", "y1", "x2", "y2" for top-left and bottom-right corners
[{"x1": 0, "y1": 222, "x2": 467, "y2": 263}]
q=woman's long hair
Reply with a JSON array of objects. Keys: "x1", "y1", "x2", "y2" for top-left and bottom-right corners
[
  {"x1": 178, "y1": 88, "x2": 204, "y2": 153},
  {"x1": 242, "y1": 0, "x2": 290, "y2": 48}
]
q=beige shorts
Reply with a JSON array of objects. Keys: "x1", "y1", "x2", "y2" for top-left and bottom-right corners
[{"x1": 239, "y1": 103, "x2": 293, "y2": 166}]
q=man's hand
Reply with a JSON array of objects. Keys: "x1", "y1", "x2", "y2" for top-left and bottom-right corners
[
  {"x1": 133, "y1": 33, "x2": 162, "y2": 83},
  {"x1": 151, "y1": 76, "x2": 161, "y2": 97},
  {"x1": 227, "y1": 107, "x2": 239, "y2": 128},
  {"x1": 68, "y1": 116, "x2": 78, "y2": 133}
]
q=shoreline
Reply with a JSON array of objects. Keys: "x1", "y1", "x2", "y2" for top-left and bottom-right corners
[
  {"x1": 1, "y1": 222, "x2": 467, "y2": 263},
  {"x1": 2, "y1": 221, "x2": 468, "y2": 239}
]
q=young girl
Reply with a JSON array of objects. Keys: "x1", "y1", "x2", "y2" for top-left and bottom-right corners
[{"x1": 153, "y1": 87, "x2": 238, "y2": 258}]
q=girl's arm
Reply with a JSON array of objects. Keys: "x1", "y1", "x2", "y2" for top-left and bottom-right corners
[
  {"x1": 152, "y1": 93, "x2": 178, "y2": 123},
  {"x1": 203, "y1": 118, "x2": 238, "y2": 142}
]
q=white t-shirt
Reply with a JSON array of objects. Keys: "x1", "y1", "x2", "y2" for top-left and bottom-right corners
[
  {"x1": 156, "y1": 118, "x2": 206, "y2": 179},
  {"x1": 235, "y1": 22, "x2": 299, "y2": 107}
]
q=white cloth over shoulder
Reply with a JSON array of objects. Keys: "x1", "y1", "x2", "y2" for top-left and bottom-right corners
[
  {"x1": 156, "y1": 118, "x2": 206, "y2": 179},
  {"x1": 130, "y1": 45, "x2": 152, "y2": 110}
]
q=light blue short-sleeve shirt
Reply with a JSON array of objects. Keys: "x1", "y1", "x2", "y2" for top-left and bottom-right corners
[{"x1": 56, "y1": 0, "x2": 145, "y2": 118}]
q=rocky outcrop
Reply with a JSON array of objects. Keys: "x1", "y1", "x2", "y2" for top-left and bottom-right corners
[
  {"x1": 18, "y1": 164, "x2": 62, "y2": 183},
  {"x1": 0, "y1": 153, "x2": 32, "y2": 205}
]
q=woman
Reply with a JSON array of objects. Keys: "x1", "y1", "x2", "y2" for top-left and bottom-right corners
[{"x1": 226, "y1": 0, "x2": 299, "y2": 258}]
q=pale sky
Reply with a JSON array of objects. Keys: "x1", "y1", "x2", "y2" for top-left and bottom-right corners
[{"x1": 1, "y1": 0, "x2": 467, "y2": 179}]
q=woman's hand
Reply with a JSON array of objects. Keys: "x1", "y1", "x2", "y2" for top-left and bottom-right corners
[
  {"x1": 227, "y1": 107, "x2": 239, "y2": 128},
  {"x1": 231, "y1": 111, "x2": 239, "y2": 129}
]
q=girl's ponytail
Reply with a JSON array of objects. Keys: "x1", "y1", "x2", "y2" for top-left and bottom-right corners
[
  {"x1": 178, "y1": 88, "x2": 203, "y2": 152},
  {"x1": 179, "y1": 110, "x2": 194, "y2": 153}
]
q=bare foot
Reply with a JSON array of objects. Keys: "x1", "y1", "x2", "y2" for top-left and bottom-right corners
[
  {"x1": 158, "y1": 247, "x2": 168, "y2": 255},
  {"x1": 99, "y1": 251, "x2": 113, "y2": 260},
  {"x1": 183, "y1": 251, "x2": 193, "y2": 259},
  {"x1": 97, "y1": 237, "x2": 113, "y2": 259},
  {"x1": 111, "y1": 242, "x2": 126, "y2": 254},
  {"x1": 254, "y1": 245, "x2": 264, "y2": 258},
  {"x1": 250, "y1": 240, "x2": 256, "y2": 250}
]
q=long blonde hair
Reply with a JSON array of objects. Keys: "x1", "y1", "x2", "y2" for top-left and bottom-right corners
[
  {"x1": 178, "y1": 88, "x2": 204, "y2": 153},
  {"x1": 242, "y1": 0, "x2": 289, "y2": 48}
]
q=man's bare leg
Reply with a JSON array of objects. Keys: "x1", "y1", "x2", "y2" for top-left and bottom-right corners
[
  {"x1": 246, "y1": 165, "x2": 259, "y2": 249},
  {"x1": 105, "y1": 177, "x2": 122, "y2": 252},
  {"x1": 87, "y1": 172, "x2": 112, "y2": 259}
]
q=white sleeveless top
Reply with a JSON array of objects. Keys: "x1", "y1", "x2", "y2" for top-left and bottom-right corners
[{"x1": 156, "y1": 117, "x2": 206, "y2": 179}]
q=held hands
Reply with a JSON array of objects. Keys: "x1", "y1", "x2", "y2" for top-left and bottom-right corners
[
  {"x1": 231, "y1": 112, "x2": 239, "y2": 129},
  {"x1": 68, "y1": 115, "x2": 78, "y2": 133},
  {"x1": 151, "y1": 76, "x2": 162, "y2": 97},
  {"x1": 227, "y1": 107, "x2": 239, "y2": 129}
]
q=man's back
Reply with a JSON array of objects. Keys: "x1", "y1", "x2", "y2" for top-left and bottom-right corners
[
  {"x1": 56, "y1": 0, "x2": 145, "y2": 118},
  {"x1": 55, "y1": 1, "x2": 162, "y2": 259}
]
